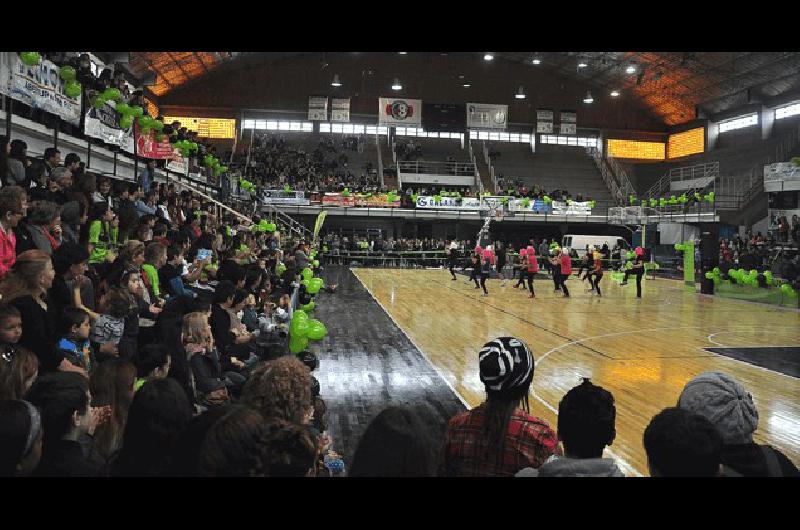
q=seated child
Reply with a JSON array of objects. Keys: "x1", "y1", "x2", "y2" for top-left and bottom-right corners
[{"x1": 57, "y1": 307, "x2": 96, "y2": 375}]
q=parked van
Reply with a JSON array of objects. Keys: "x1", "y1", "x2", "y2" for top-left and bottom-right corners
[{"x1": 562, "y1": 235, "x2": 630, "y2": 257}]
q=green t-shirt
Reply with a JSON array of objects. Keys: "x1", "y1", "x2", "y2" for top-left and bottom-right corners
[
  {"x1": 142, "y1": 263, "x2": 160, "y2": 297},
  {"x1": 88, "y1": 220, "x2": 118, "y2": 264}
]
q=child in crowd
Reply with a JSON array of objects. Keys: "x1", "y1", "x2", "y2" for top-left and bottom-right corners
[
  {"x1": 91, "y1": 287, "x2": 131, "y2": 362},
  {"x1": 134, "y1": 344, "x2": 172, "y2": 391},
  {"x1": 57, "y1": 307, "x2": 96, "y2": 375},
  {"x1": 0, "y1": 304, "x2": 39, "y2": 401},
  {"x1": 183, "y1": 312, "x2": 245, "y2": 407}
]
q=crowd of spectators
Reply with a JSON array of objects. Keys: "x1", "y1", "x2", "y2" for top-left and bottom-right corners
[
  {"x1": 496, "y1": 175, "x2": 590, "y2": 202},
  {"x1": 237, "y1": 134, "x2": 383, "y2": 195}
]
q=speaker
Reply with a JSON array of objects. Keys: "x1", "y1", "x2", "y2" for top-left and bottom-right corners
[{"x1": 700, "y1": 228, "x2": 719, "y2": 271}]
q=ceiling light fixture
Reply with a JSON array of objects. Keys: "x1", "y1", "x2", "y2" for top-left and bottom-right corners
[
  {"x1": 578, "y1": 59, "x2": 588, "y2": 68},
  {"x1": 626, "y1": 64, "x2": 637, "y2": 74},
  {"x1": 515, "y1": 86, "x2": 526, "y2": 99},
  {"x1": 331, "y1": 74, "x2": 342, "y2": 87},
  {"x1": 391, "y1": 78, "x2": 402, "y2": 91},
  {"x1": 462, "y1": 83, "x2": 471, "y2": 88},
  {"x1": 583, "y1": 91, "x2": 594, "y2": 104},
  {"x1": 398, "y1": 52, "x2": 407, "y2": 55},
  {"x1": 532, "y1": 58, "x2": 541, "y2": 65},
  {"x1": 484, "y1": 53, "x2": 494, "y2": 61},
  {"x1": 610, "y1": 90, "x2": 620, "y2": 97}
]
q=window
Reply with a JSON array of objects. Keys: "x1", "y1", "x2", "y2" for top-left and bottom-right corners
[
  {"x1": 266, "y1": 121, "x2": 278, "y2": 130},
  {"x1": 377, "y1": 127, "x2": 388, "y2": 135},
  {"x1": 289, "y1": 122, "x2": 301, "y2": 131},
  {"x1": 539, "y1": 134, "x2": 598, "y2": 148},
  {"x1": 353, "y1": 124, "x2": 365, "y2": 134},
  {"x1": 331, "y1": 123, "x2": 343, "y2": 133},
  {"x1": 303, "y1": 123, "x2": 313, "y2": 132},
  {"x1": 320, "y1": 123, "x2": 331, "y2": 133},
  {"x1": 396, "y1": 127, "x2": 406, "y2": 135},
  {"x1": 243, "y1": 119, "x2": 255, "y2": 129},
  {"x1": 366, "y1": 126, "x2": 377, "y2": 135},
  {"x1": 718, "y1": 113, "x2": 758, "y2": 133},
  {"x1": 255, "y1": 121, "x2": 267, "y2": 130},
  {"x1": 342, "y1": 124, "x2": 354, "y2": 134},
  {"x1": 776, "y1": 102, "x2": 800, "y2": 120},
  {"x1": 520, "y1": 134, "x2": 531, "y2": 143}
]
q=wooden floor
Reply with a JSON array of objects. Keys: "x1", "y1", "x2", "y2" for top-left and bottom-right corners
[{"x1": 353, "y1": 268, "x2": 800, "y2": 476}]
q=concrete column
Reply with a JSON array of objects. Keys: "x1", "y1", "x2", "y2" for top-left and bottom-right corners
[
  {"x1": 761, "y1": 105, "x2": 774, "y2": 140},
  {"x1": 706, "y1": 122, "x2": 719, "y2": 152}
]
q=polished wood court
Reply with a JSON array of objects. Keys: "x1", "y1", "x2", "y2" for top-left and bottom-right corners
[{"x1": 353, "y1": 268, "x2": 800, "y2": 476}]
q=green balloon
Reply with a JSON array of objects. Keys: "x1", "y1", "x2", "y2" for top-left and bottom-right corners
[
  {"x1": 300, "y1": 301, "x2": 315, "y2": 312},
  {"x1": 306, "y1": 319, "x2": 327, "y2": 341},
  {"x1": 188, "y1": 142, "x2": 198, "y2": 151},
  {"x1": 307, "y1": 278, "x2": 324, "y2": 294},
  {"x1": 152, "y1": 120, "x2": 164, "y2": 131},
  {"x1": 155, "y1": 133, "x2": 166, "y2": 142},
  {"x1": 277, "y1": 263, "x2": 287, "y2": 275},
  {"x1": 59, "y1": 65, "x2": 76, "y2": 82},
  {"x1": 19, "y1": 52, "x2": 41, "y2": 66},
  {"x1": 64, "y1": 80, "x2": 81, "y2": 98},
  {"x1": 130, "y1": 106, "x2": 144, "y2": 117},
  {"x1": 302, "y1": 268, "x2": 313, "y2": 281},
  {"x1": 301, "y1": 279, "x2": 311, "y2": 289},
  {"x1": 266, "y1": 223, "x2": 276, "y2": 232},
  {"x1": 115, "y1": 102, "x2": 130, "y2": 114},
  {"x1": 288, "y1": 335, "x2": 308, "y2": 354},
  {"x1": 313, "y1": 260, "x2": 319, "y2": 267},
  {"x1": 713, "y1": 267, "x2": 721, "y2": 275},
  {"x1": 119, "y1": 115, "x2": 133, "y2": 129},
  {"x1": 92, "y1": 96, "x2": 106, "y2": 109},
  {"x1": 102, "y1": 88, "x2": 121, "y2": 101},
  {"x1": 705, "y1": 272, "x2": 714, "y2": 280}
]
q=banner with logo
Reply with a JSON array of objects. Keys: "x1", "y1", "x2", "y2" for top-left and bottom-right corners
[
  {"x1": 508, "y1": 199, "x2": 552, "y2": 213},
  {"x1": 536, "y1": 109, "x2": 554, "y2": 134},
  {"x1": 0, "y1": 52, "x2": 82, "y2": 125},
  {"x1": 121, "y1": 124, "x2": 184, "y2": 162},
  {"x1": 331, "y1": 98, "x2": 350, "y2": 122},
  {"x1": 466, "y1": 103, "x2": 508, "y2": 130},
  {"x1": 322, "y1": 193, "x2": 401, "y2": 207},
  {"x1": 84, "y1": 100, "x2": 129, "y2": 146},
  {"x1": 560, "y1": 111, "x2": 577, "y2": 135},
  {"x1": 308, "y1": 96, "x2": 328, "y2": 121},
  {"x1": 379, "y1": 98, "x2": 422, "y2": 126},
  {"x1": 258, "y1": 189, "x2": 310, "y2": 205},
  {"x1": 415, "y1": 196, "x2": 482, "y2": 210},
  {"x1": 552, "y1": 200, "x2": 592, "y2": 214}
]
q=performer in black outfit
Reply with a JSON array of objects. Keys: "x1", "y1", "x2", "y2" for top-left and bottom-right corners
[
  {"x1": 470, "y1": 254, "x2": 481, "y2": 289},
  {"x1": 495, "y1": 243, "x2": 507, "y2": 287},
  {"x1": 620, "y1": 249, "x2": 645, "y2": 298},
  {"x1": 447, "y1": 241, "x2": 459, "y2": 281}
]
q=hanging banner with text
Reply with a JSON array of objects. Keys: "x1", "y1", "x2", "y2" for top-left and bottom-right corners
[
  {"x1": 322, "y1": 193, "x2": 401, "y2": 208},
  {"x1": 0, "y1": 52, "x2": 82, "y2": 125},
  {"x1": 331, "y1": 98, "x2": 350, "y2": 122},
  {"x1": 308, "y1": 96, "x2": 328, "y2": 121},
  {"x1": 536, "y1": 109, "x2": 554, "y2": 134},
  {"x1": 258, "y1": 189, "x2": 310, "y2": 206},
  {"x1": 84, "y1": 100, "x2": 129, "y2": 146},
  {"x1": 559, "y1": 111, "x2": 577, "y2": 135},
  {"x1": 466, "y1": 103, "x2": 508, "y2": 130},
  {"x1": 378, "y1": 97, "x2": 422, "y2": 126}
]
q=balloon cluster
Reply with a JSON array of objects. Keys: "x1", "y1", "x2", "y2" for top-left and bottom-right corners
[
  {"x1": 173, "y1": 139, "x2": 198, "y2": 158},
  {"x1": 239, "y1": 178, "x2": 255, "y2": 194},
  {"x1": 791, "y1": 156, "x2": 800, "y2": 167},
  {"x1": 288, "y1": 309, "x2": 327, "y2": 354},
  {"x1": 704, "y1": 268, "x2": 722, "y2": 284},
  {"x1": 253, "y1": 219, "x2": 277, "y2": 232},
  {"x1": 203, "y1": 155, "x2": 227, "y2": 177},
  {"x1": 386, "y1": 190, "x2": 400, "y2": 204},
  {"x1": 520, "y1": 197, "x2": 531, "y2": 208},
  {"x1": 703, "y1": 191, "x2": 715, "y2": 203},
  {"x1": 341, "y1": 188, "x2": 350, "y2": 198},
  {"x1": 727, "y1": 268, "x2": 761, "y2": 287},
  {"x1": 629, "y1": 195, "x2": 637, "y2": 205},
  {"x1": 780, "y1": 283, "x2": 798, "y2": 297},
  {"x1": 674, "y1": 243, "x2": 690, "y2": 252},
  {"x1": 284, "y1": 184, "x2": 292, "y2": 194},
  {"x1": 19, "y1": 52, "x2": 41, "y2": 66},
  {"x1": 59, "y1": 65, "x2": 82, "y2": 98},
  {"x1": 542, "y1": 195, "x2": 552, "y2": 205}
]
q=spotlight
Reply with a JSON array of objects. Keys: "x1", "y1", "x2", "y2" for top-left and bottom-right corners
[
  {"x1": 484, "y1": 53, "x2": 494, "y2": 61},
  {"x1": 583, "y1": 91, "x2": 594, "y2": 104},
  {"x1": 391, "y1": 78, "x2": 402, "y2": 91},
  {"x1": 331, "y1": 74, "x2": 342, "y2": 87},
  {"x1": 610, "y1": 90, "x2": 620, "y2": 97},
  {"x1": 515, "y1": 86, "x2": 526, "y2": 99},
  {"x1": 532, "y1": 57, "x2": 541, "y2": 65}
]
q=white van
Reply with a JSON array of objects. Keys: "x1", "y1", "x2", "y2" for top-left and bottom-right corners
[{"x1": 562, "y1": 235, "x2": 630, "y2": 257}]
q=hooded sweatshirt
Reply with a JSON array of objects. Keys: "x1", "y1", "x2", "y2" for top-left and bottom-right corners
[{"x1": 515, "y1": 455, "x2": 625, "y2": 477}]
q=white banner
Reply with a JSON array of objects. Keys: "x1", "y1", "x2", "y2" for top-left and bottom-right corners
[
  {"x1": 308, "y1": 96, "x2": 328, "y2": 121},
  {"x1": 331, "y1": 98, "x2": 350, "y2": 122},
  {"x1": 166, "y1": 157, "x2": 189, "y2": 174},
  {"x1": 559, "y1": 123, "x2": 577, "y2": 135},
  {"x1": 560, "y1": 111, "x2": 577, "y2": 123},
  {"x1": 537, "y1": 122, "x2": 554, "y2": 133},
  {"x1": 415, "y1": 195, "x2": 481, "y2": 210},
  {"x1": 0, "y1": 53, "x2": 82, "y2": 125},
  {"x1": 466, "y1": 103, "x2": 508, "y2": 129},
  {"x1": 84, "y1": 100, "x2": 129, "y2": 146},
  {"x1": 551, "y1": 200, "x2": 592, "y2": 214},
  {"x1": 379, "y1": 98, "x2": 422, "y2": 126},
  {"x1": 536, "y1": 109, "x2": 554, "y2": 121}
]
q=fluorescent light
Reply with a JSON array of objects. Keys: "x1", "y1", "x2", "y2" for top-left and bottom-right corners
[
  {"x1": 484, "y1": 53, "x2": 494, "y2": 61},
  {"x1": 626, "y1": 65, "x2": 636, "y2": 74},
  {"x1": 391, "y1": 78, "x2": 402, "y2": 91},
  {"x1": 578, "y1": 61, "x2": 588, "y2": 68},
  {"x1": 462, "y1": 83, "x2": 471, "y2": 88},
  {"x1": 331, "y1": 74, "x2": 341, "y2": 87},
  {"x1": 398, "y1": 52, "x2": 407, "y2": 55},
  {"x1": 583, "y1": 91, "x2": 594, "y2": 104},
  {"x1": 532, "y1": 58, "x2": 541, "y2": 65},
  {"x1": 610, "y1": 90, "x2": 620, "y2": 97},
  {"x1": 515, "y1": 86, "x2": 526, "y2": 99}
]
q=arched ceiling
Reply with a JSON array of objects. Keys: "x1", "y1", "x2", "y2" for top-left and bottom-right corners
[{"x1": 124, "y1": 52, "x2": 800, "y2": 127}]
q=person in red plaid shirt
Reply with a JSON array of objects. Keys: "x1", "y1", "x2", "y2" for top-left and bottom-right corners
[{"x1": 438, "y1": 337, "x2": 560, "y2": 476}]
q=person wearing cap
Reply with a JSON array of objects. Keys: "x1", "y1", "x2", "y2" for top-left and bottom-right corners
[
  {"x1": 439, "y1": 337, "x2": 560, "y2": 476},
  {"x1": 678, "y1": 372, "x2": 799, "y2": 477},
  {"x1": 0, "y1": 400, "x2": 44, "y2": 476},
  {"x1": 447, "y1": 240, "x2": 459, "y2": 281}
]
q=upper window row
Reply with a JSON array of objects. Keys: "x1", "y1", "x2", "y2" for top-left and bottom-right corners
[
  {"x1": 775, "y1": 102, "x2": 800, "y2": 120},
  {"x1": 471, "y1": 131, "x2": 531, "y2": 143},
  {"x1": 539, "y1": 135, "x2": 598, "y2": 147},
  {"x1": 242, "y1": 120, "x2": 314, "y2": 132},
  {"x1": 718, "y1": 114, "x2": 758, "y2": 133}
]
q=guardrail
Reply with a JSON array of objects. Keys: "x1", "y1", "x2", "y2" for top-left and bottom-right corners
[{"x1": 397, "y1": 160, "x2": 476, "y2": 176}]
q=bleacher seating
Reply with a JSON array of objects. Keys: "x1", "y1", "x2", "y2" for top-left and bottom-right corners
[
  {"x1": 489, "y1": 143, "x2": 613, "y2": 202},
  {"x1": 398, "y1": 137, "x2": 469, "y2": 162}
]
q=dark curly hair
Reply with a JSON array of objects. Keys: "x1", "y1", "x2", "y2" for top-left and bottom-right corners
[
  {"x1": 196, "y1": 405, "x2": 269, "y2": 477},
  {"x1": 241, "y1": 356, "x2": 312, "y2": 425}
]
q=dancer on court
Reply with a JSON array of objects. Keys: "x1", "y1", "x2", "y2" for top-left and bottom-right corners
[
  {"x1": 590, "y1": 250, "x2": 603, "y2": 297},
  {"x1": 447, "y1": 240, "x2": 459, "y2": 281},
  {"x1": 551, "y1": 248, "x2": 571, "y2": 298},
  {"x1": 524, "y1": 246, "x2": 538, "y2": 299},
  {"x1": 479, "y1": 254, "x2": 492, "y2": 296},
  {"x1": 495, "y1": 242, "x2": 507, "y2": 287},
  {"x1": 470, "y1": 253, "x2": 481, "y2": 289},
  {"x1": 549, "y1": 247, "x2": 562, "y2": 293},
  {"x1": 620, "y1": 247, "x2": 645, "y2": 298}
]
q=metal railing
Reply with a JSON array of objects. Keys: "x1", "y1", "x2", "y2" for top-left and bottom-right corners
[
  {"x1": 587, "y1": 147, "x2": 625, "y2": 205},
  {"x1": 397, "y1": 160, "x2": 477, "y2": 176},
  {"x1": 646, "y1": 162, "x2": 720, "y2": 199},
  {"x1": 606, "y1": 155, "x2": 636, "y2": 199}
]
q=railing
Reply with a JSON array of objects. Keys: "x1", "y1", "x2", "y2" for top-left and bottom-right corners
[
  {"x1": 606, "y1": 155, "x2": 636, "y2": 199},
  {"x1": 397, "y1": 160, "x2": 477, "y2": 176},
  {"x1": 468, "y1": 142, "x2": 484, "y2": 195},
  {"x1": 645, "y1": 162, "x2": 719, "y2": 199},
  {"x1": 587, "y1": 147, "x2": 625, "y2": 205},
  {"x1": 376, "y1": 132, "x2": 384, "y2": 188}
]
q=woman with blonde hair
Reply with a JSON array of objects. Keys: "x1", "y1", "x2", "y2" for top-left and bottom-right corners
[{"x1": 0, "y1": 250, "x2": 63, "y2": 372}]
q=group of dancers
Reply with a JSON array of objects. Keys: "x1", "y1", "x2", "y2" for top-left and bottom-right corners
[{"x1": 446, "y1": 240, "x2": 646, "y2": 299}]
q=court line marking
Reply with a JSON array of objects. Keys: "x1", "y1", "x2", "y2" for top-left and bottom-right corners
[
  {"x1": 351, "y1": 269, "x2": 471, "y2": 411},
  {"x1": 706, "y1": 330, "x2": 800, "y2": 348}
]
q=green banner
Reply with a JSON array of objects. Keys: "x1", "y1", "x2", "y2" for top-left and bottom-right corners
[{"x1": 313, "y1": 211, "x2": 327, "y2": 242}]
